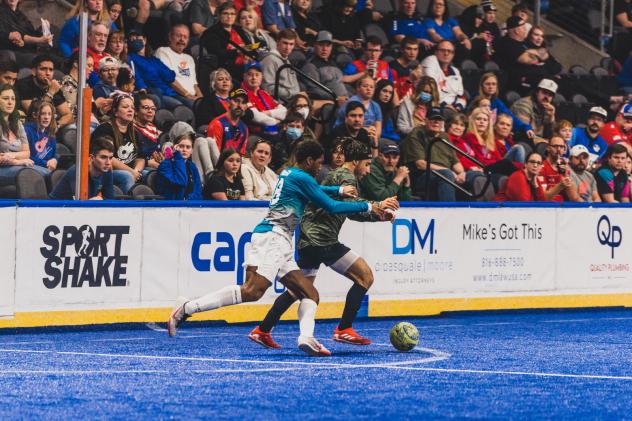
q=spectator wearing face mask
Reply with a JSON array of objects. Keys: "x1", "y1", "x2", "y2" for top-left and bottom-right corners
[
  {"x1": 270, "y1": 112, "x2": 305, "y2": 172},
  {"x1": 396, "y1": 76, "x2": 440, "y2": 135}
]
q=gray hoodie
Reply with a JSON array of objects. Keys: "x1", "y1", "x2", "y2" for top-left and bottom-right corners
[{"x1": 261, "y1": 50, "x2": 300, "y2": 101}]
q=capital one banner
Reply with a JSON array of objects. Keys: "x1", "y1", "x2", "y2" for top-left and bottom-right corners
[
  {"x1": 15, "y1": 208, "x2": 143, "y2": 310},
  {"x1": 0, "y1": 207, "x2": 16, "y2": 317}
]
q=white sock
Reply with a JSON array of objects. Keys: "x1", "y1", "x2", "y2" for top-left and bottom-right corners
[
  {"x1": 297, "y1": 298, "x2": 317, "y2": 338},
  {"x1": 184, "y1": 285, "x2": 242, "y2": 314}
]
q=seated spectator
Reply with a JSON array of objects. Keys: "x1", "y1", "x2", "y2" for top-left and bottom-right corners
[
  {"x1": 568, "y1": 106, "x2": 609, "y2": 164},
  {"x1": 155, "y1": 24, "x2": 203, "y2": 108},
  {"x1": 511, "y1": 78, "x2": 557, "y2": 143},
  {"x1": 241, "y1": 61, "x2": 287, "y2": 135},
  {"x1": 495, "y1": 16, "x2": 550, "y2": 93},
  {"x1": 342, "y1": 36, "x2": 394, "y2": 84},
  {"x1": 203, "y1": 147, "x2": 245, "y2": 200},
  {"x1": 241, "y1": 138, "x2": 278, "y2": 200},
  {"x1": 49, "y1": 136, "x2": 115, "y2": 200},
  {"x1": 86, "y1": 22, "x2": 111, "y2": 72},
  {"x1": 291, "y1": 0, "x2": 321, "y2": 46},
  {"x1": 373, "y1": 80, "x2": 399, "y2": 142},
  {"x1": 539, "y1": 135, "x2": 580, "y2": 202},
  {"x1": 0, "y1": 83, "x2": 44, "y2": 186},
  {"x1": 525, "y1": 25, "x2": 562, "y2": 77},
  {"x1": 200, "y1": 2, "x2": 249, "y2": 80},
  {"x1": 127, "y1": 31, "x2": 184, "y2": 110},
  {"x1": 133, "y1": 94, "x2": 161, "y2": 170},
  {"x1": 195, "y1": 68, "x2": 232, "y2": 129},
  {"x1": 568, "y1": 144, "x2": 601, "y2": 202},
  {"x1": 59, "y1": 0, "x2": 109, "y2": 58},
  {"x1": 261, "y1": 29, "x2": 300, "y2": 102},
  {"x1": 207, "y1": 88, "x2": 250, "y2": 155},
  {"x1": 389, "y1": 0, "x2": 433, "y2": 49},
  {"x1": 600, "y1": 102, "x2": 632, "y2": 147},
  {"x1": 239, "y1": 6, "x2": 277, "y2": 57},
  {"x1": 187, "y1": 0, "x2": 221, "y2": 38},
  {"x1": 286, "y1": 94, "x2": 316, "y2": 141},
  {"x1": 495, "y1": 152, "x2": 547, "y2": 201},
  {"x1": 93, "y1": 56, "x2": 120, "y2": 100},
  {"x1": 91, "y1": 91, "x2": 144, "y2": 193},
  {"x1": 507, "y1": 2, "x2": 532, "y2": 34},
  {"x1": 105, "y1": 29, "x2": 127, "y2": 63},
  {"x1": 400, "y1": 107, "x2": 466, "y2": 201},
  {"x1": 494, "y1": 113, "x2": 526, "y2": 164},
  {"x1": 360, "y1": 142, "x2": 412, "y2": 201},
  {"x1": 61, "y1": 52, "x2": 95, "y2": 119},
  {"x1": 105, "y1": 0, "x2": 123, "y2": 30},
  {"x1": 423, "y1": 0, "x2": 471, "y2": 64},
  {"x1": 337, "y1": 76, "x2": 382, "y2": 140},
  {"x1": 116, "y1": 65, "x2": 135, "y2": 94},
  {"x1": 24, "y1": 99, "x2": 57, "y2": 174},
  {"x1": 421, "y1": 40, "x2": 466, "y2": 112},
  {"x1": 0, "y1": 0, "x2": 52, "y2": 67},
  {"x1": 262, "y1": 0, "x2": 296, "y2": 36},
  {"x1": 595, "y1": 143, "x2": 631, "y2": 203},
  {"x1": 480, "y1": 0, "x2": 501, "y2": 52},
  {"x1": 0, "y1": 60, "x2": 18, "y2": 86},
  {"x1": 319, "y1": 0, "x2": 365, "y2": 56},
  {"x1": 270, "y1": 112, "x2": 305, "y2": 172},
  {"x1": 301, "y1": 31, "x2": 348, "y2": 106},
  {"x1": 397, "y1": 76, "x2": 440, "y2": 135},
  {"x1": 327, "y1": 101, "x2": 376, "y2": 157},
  {"x1": 155, "y1": 130, "x2": 202, "y2": 200},
  {"x1": 477, "y1": 72, "x2": 534, "y2": 137},
  {"x1": 16, "y1": 54, "x2": 73, "y2": 126},
  {"x1": 554, "y1": 119, "x2": 573, "y2": 144},
  {"x1": 390, "y1": 37, "x2": 422, "y2": 98},
  {"x1": 458, "y1": 5, "x2": 492, "y2": 67},
  {"x1": 316, "y1": 137, "x2": 345, "y2": 183}
]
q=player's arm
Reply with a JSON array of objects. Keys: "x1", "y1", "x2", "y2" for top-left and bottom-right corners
[{"x1": 301, "y1": 173, "x2": 371, "y2": 215}]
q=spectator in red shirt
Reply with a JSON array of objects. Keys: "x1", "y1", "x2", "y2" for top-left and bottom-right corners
[
  {"x1": 495, "y1": 152, "x2": 547, "y2": 201},
  {"x1": 207, "y1": 88, "x2": 250, "y2": 156},
  {"x1": 538, "y1": 135, "x2": 580, "y2": 202},
  {"x1": 600, "y1": 102, "x2": 632, "y2": 149},
  {"x1": 241, "y1": 61, "x2": 287, "y2": 135},
  {"x1": 464, "y1": 107, "x2": 516, "y2": 176},
  {"x1": 494, "y1": 113, "x2": 526, "y2": 164}
]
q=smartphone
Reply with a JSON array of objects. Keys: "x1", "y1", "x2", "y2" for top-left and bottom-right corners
[{"x1": 164, "y1": 146, "x2": 174, "y2": 159}]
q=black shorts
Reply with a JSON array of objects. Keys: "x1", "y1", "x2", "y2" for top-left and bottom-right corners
[{"x1": 297, "y1": 243, "x2": 351, "y2": 270}]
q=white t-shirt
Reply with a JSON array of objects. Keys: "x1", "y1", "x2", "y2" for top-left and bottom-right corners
[{"x1": 154, "y1": 47, "x2": 198, "y2": 95}]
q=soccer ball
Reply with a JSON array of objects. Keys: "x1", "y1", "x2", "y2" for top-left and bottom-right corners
[{"x1": 389, "y1": 322, "x2": 419, "y2": 352}]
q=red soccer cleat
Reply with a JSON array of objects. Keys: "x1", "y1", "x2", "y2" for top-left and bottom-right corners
[
  {"x1": 248, "y1": 326, "x2": 282, "y2": 349},
  {"x1": 333, "y1": 327, "x2": 371, "y2": 345}
]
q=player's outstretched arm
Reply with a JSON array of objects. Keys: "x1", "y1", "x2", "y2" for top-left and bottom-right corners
[{"x1": 302, "y1": 173, "x2": 370, "y2": 215}]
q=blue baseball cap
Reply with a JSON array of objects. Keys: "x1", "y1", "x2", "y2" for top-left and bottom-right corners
[
  {"x1": 621, "y1": 103, "x2": 632, "y2": 118},
  {"x1": 244, "y1": 61, "x2": 262, "y2": 73}
]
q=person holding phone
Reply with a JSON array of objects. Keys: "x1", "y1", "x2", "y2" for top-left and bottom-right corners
[
  {"x1": 539, "y1": 135, "x2": 580, "y2": 202},
  {"x1": 155, "y1": 129, "x2": 202, "y2": 200}
]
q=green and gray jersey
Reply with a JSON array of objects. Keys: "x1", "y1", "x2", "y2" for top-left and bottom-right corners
[{"x1": 298, "y1": 167, "x2": 378, "y2": 249}]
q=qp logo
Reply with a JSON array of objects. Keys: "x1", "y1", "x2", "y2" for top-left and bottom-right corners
[
  {"x1": 191, "y1": 231, "x2": 252, "y2": 284},
  {"x1": 597, "y1": 215, "x2": 622, "y2": 259},
  {"x1": 392, "y1": 219, "x2": 435, "y2": 255}
]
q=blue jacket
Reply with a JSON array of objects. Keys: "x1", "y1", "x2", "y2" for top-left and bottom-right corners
[
  {"x1": 490, "y1": 97, "x2": 534, "y2": 134},
  {"x1": 128, "y1": 53, "x2": 177, "y2": 96},
  {"x1": 23, "y1": 122, "x2": 56, "y2": 167},
  {"x1": 155, "y1": 152, "x2": 202, "y2": 200}
]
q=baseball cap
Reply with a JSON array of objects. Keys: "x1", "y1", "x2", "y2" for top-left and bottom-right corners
[
  {"x1": 537, "y1": 78, "x2": 558, "y2": 94},
  {"x1": 427, "y1": 107, "x2": 445, "y2": 121},
  {"x1": 621, "y1": 103, "x2": 632, "y2": 118},
  {"x1": 244, "y1": 61, "x2": 262, "y2": 73},
  {"x1": 481, "y1": 0, "x2": 497, "y2": 12},
  {"x1": 316, "y1": 30, "x2": 333, "y2": 43},
  {"x1": 506, "y1": 16, "x2": 524, "y2": 30},
  {"x1": 380, "y1": 142, "x2": 400, "y2": 155},
  {"x1": 588, "y1": 106, "x2": 608, "y2": 119},
  {"x1": 99, "y1": 56, "x2": 119, "y2": 70},
  {"x1": 569, "y1": 144, "x2": 590, "y2": 158},
  {"x1": 229, "y1": 88, "x2": 249, "y2": 101}
]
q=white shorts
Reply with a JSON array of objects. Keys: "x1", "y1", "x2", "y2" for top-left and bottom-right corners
[{"x1": 244, "y1": 231, "x2": 299, "y2": 282}]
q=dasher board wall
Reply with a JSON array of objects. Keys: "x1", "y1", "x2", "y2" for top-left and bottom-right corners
[{"x1": 1, "y1": 201, "x2": 631, "y2": 328}]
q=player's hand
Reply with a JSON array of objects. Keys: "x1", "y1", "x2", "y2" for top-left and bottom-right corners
[
  {"x1": 341, "y1": 185, "x2": 358, "y2": 198},
  {"x1": 379, "y1": 196, "x2": 400, "y2": 211},
  {"x1": 370, "y1": 202, "x2": 386, "y2": 219}
]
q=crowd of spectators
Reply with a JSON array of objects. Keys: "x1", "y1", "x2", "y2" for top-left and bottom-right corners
[{"x1": 0, "y1": 0, "x2": 631, "y2": 203}]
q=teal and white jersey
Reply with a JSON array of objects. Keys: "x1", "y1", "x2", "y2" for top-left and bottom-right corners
[{"x1": 253, "y1": 167, "x2": 370, "y2": 237}]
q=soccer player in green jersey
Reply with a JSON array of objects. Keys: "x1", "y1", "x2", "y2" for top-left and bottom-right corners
[{"x1": 249, "y1": 139, "x2": 399, "y2": 348}]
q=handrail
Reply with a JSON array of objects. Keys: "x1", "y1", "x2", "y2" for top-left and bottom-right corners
[
  {"x1": 273, "y1": 62, "x2": 337, "y2": 102},
  {"x1": 424, "y1": 135, "x2": 493, "y2": 200}
]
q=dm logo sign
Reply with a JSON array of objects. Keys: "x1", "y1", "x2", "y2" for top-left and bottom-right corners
[
  {"x1": 597, "y1": 215, "x2": 622, "y2": 259},
  {"x1": 392, "y1": 219, "x2": 436, "y2": 255},
  {"x1": 40, "y1": 225, "x2": 130, "y2": 288}
]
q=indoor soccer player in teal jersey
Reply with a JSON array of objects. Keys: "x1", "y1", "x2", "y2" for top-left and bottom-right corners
[
  {"x1": 248, "y1": 140, "x2": 398, "y2": 349},
  {"x1": 168, "y1": 140, "x2": 398, "y2": 356}
]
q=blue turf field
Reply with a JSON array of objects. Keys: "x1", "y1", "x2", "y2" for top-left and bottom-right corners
[{"x1": 3, "y1": 309, "x2": 632, "y2": 419}]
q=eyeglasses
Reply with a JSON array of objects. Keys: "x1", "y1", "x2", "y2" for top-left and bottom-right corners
[
  {"x1": 140, "y1": 105, "x2": 156, "y2": 111},
  {"x1": 437, "y1": 48, "x2": 454, "y2": 54},
  {"x1": 527, "y1": 160, "x2": 543, "y2": 166}
]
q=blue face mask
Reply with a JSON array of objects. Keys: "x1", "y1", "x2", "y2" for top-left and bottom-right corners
[
  {"x1": 418, "y1": 92, "x2": 432, "y2": 103},
  {"x1": 128, "y1": 39, "x2": 145, "y2": 53},
  {"x1": 286, "y1": 127, "x2": 303, "y2": 141}
]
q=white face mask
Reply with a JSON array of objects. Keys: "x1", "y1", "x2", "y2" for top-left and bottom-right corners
[{"x1": 297, "y1": 107, "x2": 309, "y2": 120}]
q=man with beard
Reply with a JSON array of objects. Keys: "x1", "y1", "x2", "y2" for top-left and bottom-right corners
[
  {"x1": 86, "y1": 22, "x2": 110, "y2": 72},
  {"x1": 207, "y1": 88, "x2": 250, "y2": 155},
  {"x1": 538, "y1": 135, "x2": 579, "y2": 202},
  {"x1": 568, "y1": 106, "x2": 609, "y2": 163},
  {"x1": 324, "y1": 101, "x2": 375, "y2": 156},
  {"x1": 595, "y1": 143, "x2": 631, "y2": 203},
  {"x1": 512, "y1": 78, "x2": 557, "y2": 141},
  {"x1": 360, "y1": 142, "x2": 412, "y2": 201},
  {"x1": 600, "y1": 103, "x2": 632, "y2": 148},
  {"x1": 568, "y1": 145, "x2": 601, "y2": 202}
]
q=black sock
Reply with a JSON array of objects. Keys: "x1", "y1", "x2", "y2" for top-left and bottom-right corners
[
  {"x1": 259, "y1": 291, "x2": 296, "y2": 333},
  {"x1": 338, "y1": 284, "x2": 368, "y2": 330}
]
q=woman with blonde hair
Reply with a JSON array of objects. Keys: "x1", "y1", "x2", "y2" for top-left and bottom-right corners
[
  {"x1": 396, "y1": 76, "x2": 440, "y2": 135},
  {"x1": 238, "y1": 6, "x2": 276, "y2": 58}
]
